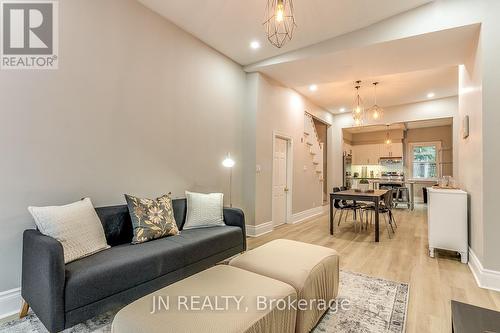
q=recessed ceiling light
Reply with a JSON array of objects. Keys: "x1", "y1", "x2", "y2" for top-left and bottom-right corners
[
  {"x1": 309, "y1": 84, "x2": 318, "y2": 92},
  {"x1": 339, "y1": 107, "x2": 346, "y2": 113},
  {"x1": 427, "y1": 92, "x2": 435, "y2": 98},
  {"x1": 250, "y1": 41, "x2": 261, "y2": 49}
]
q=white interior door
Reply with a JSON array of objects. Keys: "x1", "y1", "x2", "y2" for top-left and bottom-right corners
[{"x1": 272, "y1": 137, "x2": 288, "y2": 227}]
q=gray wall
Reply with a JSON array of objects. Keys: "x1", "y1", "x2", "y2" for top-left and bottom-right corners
[
  {"x1": 481, "y1": 0, "x2": 500, "y2": 272},
  {"x1": 0, "y1": 0, "x2": 246, "y2": 291},
  {"x1": 253, "y1": 74, "x2": 332, "y2": 226},
  {"x1": 458, "y1": 2, "x2": 500, "y2": 270}
]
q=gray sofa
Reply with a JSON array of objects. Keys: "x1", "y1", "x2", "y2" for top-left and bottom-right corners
[{"x1": 21, "y1": 198, "x2": 246, "y2": 332}]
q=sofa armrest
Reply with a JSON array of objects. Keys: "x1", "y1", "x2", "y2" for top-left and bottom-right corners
[
  {"x1": 22, "y1": 229, "x2": 66, "y2": 332},
  {"x1": 223, "y1": 208, "x2": 246, "y2": 250}
]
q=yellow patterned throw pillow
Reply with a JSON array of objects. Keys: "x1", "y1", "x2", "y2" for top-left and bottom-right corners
[{"x1": 125, "y1": 194, "x2": 179, "y2": 244}]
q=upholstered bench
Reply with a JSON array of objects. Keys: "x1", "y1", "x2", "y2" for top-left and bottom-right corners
[
  {"x1": 112, "y1": 265, "x2": 297, "y2": 333},
  {"x1": 229, "y1": 239, "x2": 339, "y2": 333}
]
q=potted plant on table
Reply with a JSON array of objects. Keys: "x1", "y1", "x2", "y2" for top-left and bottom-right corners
[{"x1": 359, "y1": 178, "x2": 370, "y2": 192}]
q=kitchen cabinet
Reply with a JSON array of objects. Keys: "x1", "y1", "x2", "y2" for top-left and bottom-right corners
[
  {"x1": 352, "y1": 144, "x2": 380, "y2": 165},
  {"x1": 380, "y1": 143, "x2": 403, "y2": 157},
  {"x1": 352, "y1": 142, "x2": 403, "y2": 165},
  {"x1": 343, "y1": 142, "x2": 353, "y2": 155}
]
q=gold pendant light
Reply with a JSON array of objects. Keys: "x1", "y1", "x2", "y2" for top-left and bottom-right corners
[
  {"x1": 352, "y1": 81, "x2": 365, "y2": 126},
  {"x1": 368, "y1": 82, "x2": 384, "y2": 120},
  {"x1": 264, "y1": 0, "x2": 297, "y2": 48},
  {"x1": 385, "y1": 125, "x2": 392, "y2": 145}
]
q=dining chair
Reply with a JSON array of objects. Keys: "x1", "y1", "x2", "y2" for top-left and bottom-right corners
[
  {"x1": 362, "y1": 189, "x2": 396, "y2": 238},
  {"x1": 333, "y1": 187, "x2": 363, "y2": 232}
]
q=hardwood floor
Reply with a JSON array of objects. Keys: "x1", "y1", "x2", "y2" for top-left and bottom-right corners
[{"x1": 247, "y1": 204, "x2": 500, "y2": 332}]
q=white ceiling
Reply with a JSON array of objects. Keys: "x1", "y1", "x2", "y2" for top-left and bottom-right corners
[
  {"x1": 260, "y1": 24, "x2": 478, "y2": 113},
  {"x1": 137, "y1": 0, "x2": 432, "y2": 65},
  {"x1": 300, "y1": 66, "x2": 458, "y2": 114}
]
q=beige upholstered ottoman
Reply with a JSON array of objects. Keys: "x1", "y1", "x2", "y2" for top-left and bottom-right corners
[
  {"x1": 112, "y1": 265, "x2": 297, "y2": 333},
  {"x1": 229, "y1": 239, "x2": 339, "y2": 333}
]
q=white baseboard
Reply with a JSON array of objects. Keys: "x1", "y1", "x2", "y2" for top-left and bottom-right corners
[
  {"x1": 246, "y1": 221, "x2": 273, "y2": 238},
  {"x1": 246, "y1": 205, "x2": 328, "y2": 238},
  {"x1": 468, "y1": 247, "x2": 500, "y2": 292},
  {"x1": 0, "y1": 287, "x2": 21, "y2": 320},
  {"x1": 289, "y1": 205, "x2": 328, "y2": 225}
]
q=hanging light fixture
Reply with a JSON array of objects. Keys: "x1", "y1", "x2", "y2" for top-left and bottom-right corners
[
  {"x1": 352, "y1": 81, "x2": 365, "y2": 126},
  {"x1": 385, "y1": 125, "x2": 392, "y2": 145},
  {"x1": 368, "y1": 82, "x2": 384, "y2": 120},
  {"x1": 264, "y1": 0, "x2": 297, "y2": 48}
]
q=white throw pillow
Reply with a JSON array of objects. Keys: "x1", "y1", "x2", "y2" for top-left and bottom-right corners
[
  {"x1": 28, "y1": 198, "x2": 110, "y2": 263},
  {"x1": 183, "y1": 191, "x2": 225, "y2": 230}
]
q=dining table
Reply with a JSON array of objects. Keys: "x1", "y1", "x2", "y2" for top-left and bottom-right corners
[{"x1": 329, "y1": 189, "x2": 391, "y2": 242}]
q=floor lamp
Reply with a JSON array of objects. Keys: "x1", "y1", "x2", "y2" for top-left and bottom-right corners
[{"x1": 222, "y1": 153, "x2": 235, "y2": 207}]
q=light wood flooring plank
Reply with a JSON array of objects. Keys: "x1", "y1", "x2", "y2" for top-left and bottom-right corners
[{"x1": 247, "y1": 204, "x2": 500, "y2": 333}]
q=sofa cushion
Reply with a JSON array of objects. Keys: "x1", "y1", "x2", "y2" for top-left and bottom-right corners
[
  {"x1": 64, "y1": 237, "x2": 184, "y2": 311},
  {"x1": 95, "y1": 205, "x2": 133, "y2": 246},
  {"x1": 169, "y1": 226, "x2": 243, "y2": 265}
]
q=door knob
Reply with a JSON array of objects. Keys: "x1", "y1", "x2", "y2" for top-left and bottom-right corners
[{"x1": 284, "y1": 188, "x2": 289, "y2": 192}]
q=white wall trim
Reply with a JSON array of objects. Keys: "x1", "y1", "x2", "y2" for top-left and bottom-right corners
[
  {"x1": 289, "y1": 205, "x2": 328, "y2": 225},
  {"x1": 468, "y1": 247, "x2": 500, "y2": 292},
  {"x1": 0, "y1": 287, "x2": 21, "y2": 320},
  {"x1": 246, "y1": 221, "x2": 274, "y2": 238}
]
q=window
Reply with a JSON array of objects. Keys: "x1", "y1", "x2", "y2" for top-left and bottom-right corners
[{"x1": 410, "y1": 142, "x2": 441, "y2": 179}]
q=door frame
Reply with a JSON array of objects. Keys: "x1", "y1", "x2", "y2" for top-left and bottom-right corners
[{"x1": 272, "y1": 131, "x2": 293, "y2": 225}]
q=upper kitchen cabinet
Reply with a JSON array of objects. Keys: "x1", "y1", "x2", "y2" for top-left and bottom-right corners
[
  {"x1": 352, "y1": 142, "x2": 403, "y2": 165},
  {"x1": 352, "y1": 144, "x2": 381, "y2": 165},
  {"x1": 380, "y1": 142, "x2": 403, "y2": 158}
]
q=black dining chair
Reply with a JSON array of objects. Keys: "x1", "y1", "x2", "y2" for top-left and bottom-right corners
[
  {"x1": 333, "y1": 187, "x2": 363, "y2": 232},
  {"x1": 362, "y1": 189, "x2": 396, "y2": 238}
]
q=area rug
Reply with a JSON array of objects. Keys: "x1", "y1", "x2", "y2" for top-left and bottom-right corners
[
  {"x1": 313, "y1": 271, "x2": 409, "y2": 333},
  {"x1": 0, "y1": 271, "x2": 408, "y2": 333}
]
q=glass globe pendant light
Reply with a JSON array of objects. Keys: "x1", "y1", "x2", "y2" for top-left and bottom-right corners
[
  {"x1": 352, "y1": 81, "x2": 365, "y2": 126},
  {"x1": 385, "y1": 125, "x2": 392, "y2": 145},
  {"x1": 368, "y1": 82, "x2": 384, "y2": 120}
]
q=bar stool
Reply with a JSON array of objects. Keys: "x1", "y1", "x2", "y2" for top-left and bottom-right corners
[{"x1": 395, "y1": 187, "x2": 410, "y2": 209}]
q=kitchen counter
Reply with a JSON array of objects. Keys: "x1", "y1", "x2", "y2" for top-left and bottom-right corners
[
  {"x1": 347, "y1": 177, "x2": 381, "y2": 180},
  {"x1": 406, "y1": 179, "x2": 439, "y2": 184},
  {"x1": 370, "y1": 180, "x2": 405, "y2": 184}
]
